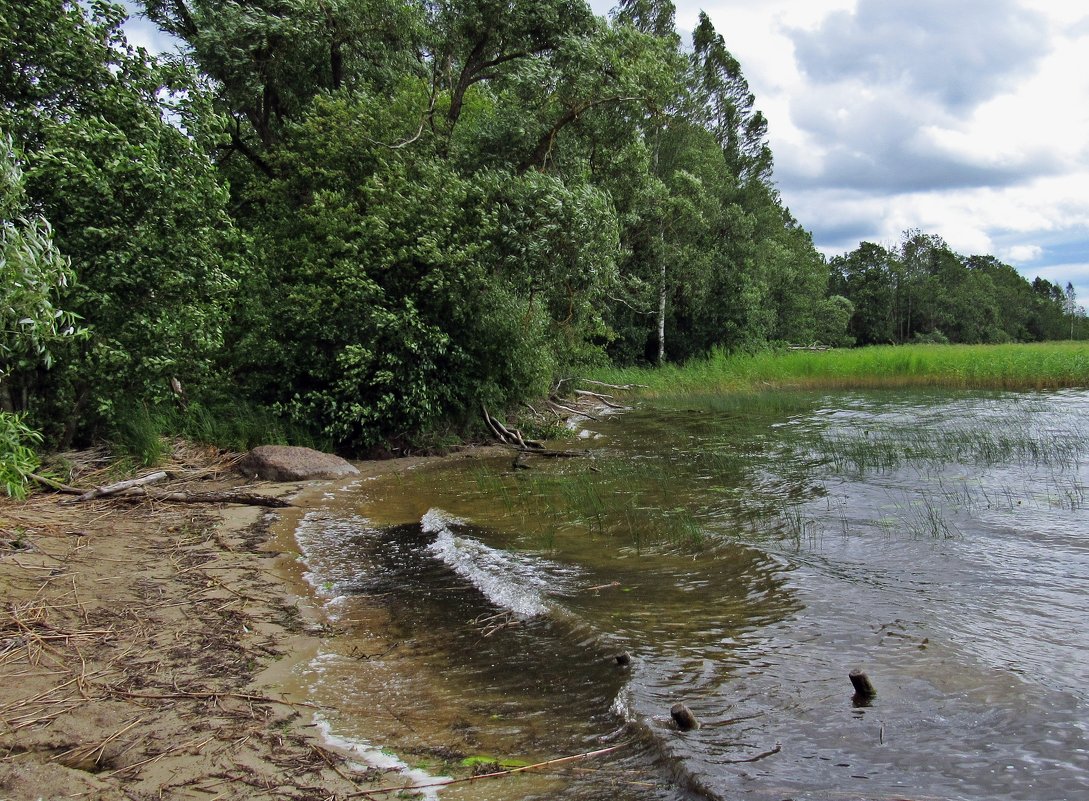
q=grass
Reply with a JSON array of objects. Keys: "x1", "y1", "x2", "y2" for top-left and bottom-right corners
[
  {"x1": 589, "y1": 342, "x2": 1089, "y2": 398},
  {"x1": 108, "y1": 400, "x2": 328, "y2": 467}
]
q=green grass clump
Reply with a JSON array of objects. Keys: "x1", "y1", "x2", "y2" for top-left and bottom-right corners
[
  {"x1": 107, "y1": 399, "x2": 328, "y2": 466},
  {"x1": 590, "y1": 342, "x2": 1089, "y2": 398}
]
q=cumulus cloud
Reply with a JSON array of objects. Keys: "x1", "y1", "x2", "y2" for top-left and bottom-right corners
[
  {"x1": 788, "y1": 0, "x2": 1050, "y2": 111},
  {"x1": 780, "y1": 82, "x2": 1056, "y2": 193}
]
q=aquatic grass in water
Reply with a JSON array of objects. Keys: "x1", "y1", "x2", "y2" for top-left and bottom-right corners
[
  {"x1": 309, "y1": 389, "x2": 1089, "y2": 801},
  {"x1": 469, "y1": 459, "x2": 721, "y2": 551},
  {"x1": 807, "y1": 413, "x2": 1089, "y2": 476},
  {"x1": 461, "y1": 389, "x2": 1086, "y2": 574}
]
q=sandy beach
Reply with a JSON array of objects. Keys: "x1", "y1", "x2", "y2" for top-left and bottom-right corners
[{"x1": 0, "y1": 444, "x2": 417, "y2": 801}]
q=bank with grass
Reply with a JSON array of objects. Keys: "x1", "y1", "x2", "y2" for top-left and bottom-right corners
[{"x1": 589, "y1": 342, "x2": 1089, "y2": 399}]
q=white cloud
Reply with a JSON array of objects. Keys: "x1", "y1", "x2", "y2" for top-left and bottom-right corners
[
  {"x1": 670, "y1": 0, "x2": 1089, "y2": 291},
  {"x1": 1003, "y1": 245, "x2": 1043, "y2": 262}
]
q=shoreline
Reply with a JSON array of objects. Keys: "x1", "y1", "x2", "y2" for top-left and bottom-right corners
[{"x1": 0, "y1": 450, "x2": 452, "y2": 800}]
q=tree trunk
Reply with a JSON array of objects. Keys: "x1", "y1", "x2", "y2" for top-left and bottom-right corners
[
  {"x1": 0, "y1": 382, "x2": 13, "y2": 414},
  {"x1": 653, "y1": 120, "x2": 666, "y2": 365},
  {"x1": 657, "y1": 260, "x2": 666, "y2": 364}
]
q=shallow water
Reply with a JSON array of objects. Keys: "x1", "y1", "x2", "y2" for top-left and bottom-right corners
[{"x1": 285, "y1": 389, "x2": 1089, "y2": 800}]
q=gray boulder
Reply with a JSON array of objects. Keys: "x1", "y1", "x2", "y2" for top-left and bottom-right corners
[{"x1": 239, "y1": 445, "x2": 359, "y2": 482}]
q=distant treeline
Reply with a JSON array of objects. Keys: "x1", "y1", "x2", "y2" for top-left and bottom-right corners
[
  {"x1": 0, "y1": 1, "x2": 1083, "y2": 469},
  {"x1": 830, "y1": 233, "x2": 1083, "y2": 347}
]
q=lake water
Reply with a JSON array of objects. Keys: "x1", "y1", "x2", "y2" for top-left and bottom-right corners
[{"x1": 280, "y1": 389, "x2": 1089, "y2": 800}]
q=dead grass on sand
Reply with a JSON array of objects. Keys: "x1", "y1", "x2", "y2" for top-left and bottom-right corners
[{"x1": 0, "y1": 443, "x2": 382, "y2": 800}]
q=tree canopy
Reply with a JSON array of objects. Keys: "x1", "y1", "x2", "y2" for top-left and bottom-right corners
[{"x1": 0, "y1": 0, "x2": 1081, "y2": 457}]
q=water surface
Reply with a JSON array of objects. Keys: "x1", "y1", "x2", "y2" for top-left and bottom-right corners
[{"x1": 284, "y1": 389, "x2": 1089, "y2": 800}]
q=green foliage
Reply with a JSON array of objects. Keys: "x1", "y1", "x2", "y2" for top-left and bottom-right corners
[
  {"x1": 831, "y1": 232, "x2": 1077, "y2": 346},
  {"x1": 228, "y1": 89, "x2": 566, "y2": 450},
  {"x1": 0, "y1": 411, "x2": 41, "y2": 499},
  {"x1": 1, "y1": 1, "x2": 247, "y2": 446},
  {"x1": 814, "y1": 295, "x2": 855, "y2": 347},
  {"x1": 0, "y1": 134, "x2": 81, "y2": 398}
]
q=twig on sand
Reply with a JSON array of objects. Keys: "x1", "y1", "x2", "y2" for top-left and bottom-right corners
[
  {"x1": 344, "y1": 742, "x2": 630, "y2": 797},
  {"x1": 63, "y1": 472, "x2": 169, "y2": 503},
  {"x1": 101, "y1": 686, "x2": 318, "y2": 709}
]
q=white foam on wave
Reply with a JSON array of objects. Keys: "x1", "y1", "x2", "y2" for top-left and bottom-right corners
[
  {"x1": 312, "y1": 715, "x2": 449, "y2": 800},
  {"x1": 423, "y1": 508, "x2": 579, "y2": 618}
]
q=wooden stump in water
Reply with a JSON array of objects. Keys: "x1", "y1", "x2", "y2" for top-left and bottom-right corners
[
  {"x1": 850, "y1": 669, "x2": 876, "y2": 703},
  {"x1": 670, "y1": 703, "x2": 700, "y2": 731}
]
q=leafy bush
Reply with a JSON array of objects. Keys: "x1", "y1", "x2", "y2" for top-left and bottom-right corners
[
  {"x1": 0, "y1": 412, "x2": 42, "y2": 499},
  {"x1": 1, "y1": 1, "x2": 246, "y2": 447},
  {"x1": 0, "y1": 134, "x2": 81, "y2": 407}
]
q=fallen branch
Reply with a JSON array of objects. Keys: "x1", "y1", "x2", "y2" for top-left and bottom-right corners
[
  {"x1": 547, "y1": 399, "x2": 598, "y2": 421},
  {"x1": 481, "y1": 404, "x2": 544, "y2": 450},
  {"x1": 108, "y1": 488, "x2": 292, "y2": 507},
  {"x1": 64, "y1": 471, "x2": 168, "y2": 503},
  {"x1": 575, "y1": 379, "x2": 649, "y2": 390},
  {"x1": 574, "y1": 389, "x2": 625, "y2": 409},
  {"x1": 345, "y1": 742, "x2": 629, "y2": 797},
  {"x1": 720, "y1": 743, "x2": 782, "y2": 764},
  {"x1": 503, "y1": 445, "x2": 590, "y2": 459},
  {"x1": 27, "y1": 472, "x2": 82, "y2": 495}
]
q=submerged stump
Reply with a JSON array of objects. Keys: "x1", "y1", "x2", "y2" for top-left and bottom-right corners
[
  {"x1": 671, "y1": 703, "x2": 700, "y2": 731},
  {"x1": 850, "y1": 669, "x2": 877, "y2": 703}
]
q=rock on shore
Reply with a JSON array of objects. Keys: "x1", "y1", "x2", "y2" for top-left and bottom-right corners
[{"x1": 239, "y1": 445, "x2": 360, "y2": 481}]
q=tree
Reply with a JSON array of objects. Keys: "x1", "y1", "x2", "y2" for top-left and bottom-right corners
[
  {"x1": 1064, "y1": 282, "x2": 1078, "y2": 340},
  {"x1": 690, "y1": 12, "x2": 772, "y2": 187},
  {"x1": 0, "y1": 134, "x2": 83, "y2": 497},
  {"x1": 427, "y1": 0, "x2": 594, "y2": 133},
  {"x1": 1, "y1": 1, "x2": 245, "y2": 444},
  {"x1": 814, "y1": 295, "x2": 854, "y2": 347},
  {"x1": 830, "y1": 242, "x2": 896, "y2": 345},
  {"x1": 142, "y1": 0, "x2": 424, "y2": 154}
]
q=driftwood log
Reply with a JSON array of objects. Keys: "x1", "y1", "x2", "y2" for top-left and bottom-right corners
[
  {"x1": 553, "y1": 377, "x2": 648, "y2": 392},
  {"x1": 573, "y1": 389, "x2": 625, "y2": 409},
  {"x1": 63, "y1": 471, "x2": 169, "y2": 503},
  {"x1": 27, "y1": 472, "x2": 83, "y2": 494},
  {"x1": 45, "y1": 469, "x2": 291, "y2": 507}
]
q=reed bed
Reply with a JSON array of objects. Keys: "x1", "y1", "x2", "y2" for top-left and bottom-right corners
[{"x1": 590, "y1": 342, "x2": 1089, "y2": 398}]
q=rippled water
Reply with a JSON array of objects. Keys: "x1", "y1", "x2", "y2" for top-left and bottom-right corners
[{"x1": 283, "y1": 389, "x2": 1089, "y2": 800}]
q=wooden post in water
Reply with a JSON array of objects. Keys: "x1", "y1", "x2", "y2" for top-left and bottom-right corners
[
  {"x1": 850, "y1": 669, "x2": 876, "y2": 702},
  {"x1": 670, "y1": 703, "x2": 700, "y2": 731}
]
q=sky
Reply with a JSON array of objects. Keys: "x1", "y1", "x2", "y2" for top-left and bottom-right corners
[
  {"x1": 121, "y1": 1, "x2": 1089, "y2": 302},
  {"x1": 586, "y1": 0, "x2": 1089, "y2": 302}
]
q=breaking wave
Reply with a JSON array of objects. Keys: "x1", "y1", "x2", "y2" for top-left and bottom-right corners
[{"x1": 422, "y1": 508, "x2": 581, "y2": 618}]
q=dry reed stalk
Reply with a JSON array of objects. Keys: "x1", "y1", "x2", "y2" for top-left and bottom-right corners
[
  {"x1": 52, "y1": 715, "x2": 145, "y2": 767},
  {"x1": 101, "y1": 732, "x2": 218, "y2": 777}
]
